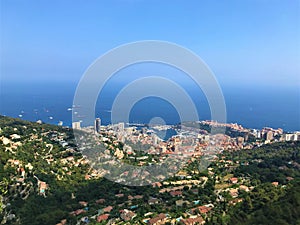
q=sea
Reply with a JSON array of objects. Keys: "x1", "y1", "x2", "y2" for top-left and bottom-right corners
[{"x1": 1, "y1": 81, "x2": 299, "y2": 132}]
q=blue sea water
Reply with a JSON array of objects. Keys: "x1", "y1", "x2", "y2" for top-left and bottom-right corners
[{"x1": 0, "y1": 81, "x2": 299, "y2": 132}]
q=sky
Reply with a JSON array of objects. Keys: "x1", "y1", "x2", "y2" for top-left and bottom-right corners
[{"x1": 1, "y1": 0, "x2": 300, "y2": 87}]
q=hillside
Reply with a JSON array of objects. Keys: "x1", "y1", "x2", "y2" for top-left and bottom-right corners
[{"x1": 0, "y1": 116, "x2": 299, "y2": 225}]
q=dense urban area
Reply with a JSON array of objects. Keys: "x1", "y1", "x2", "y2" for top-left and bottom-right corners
[{"x1": 0, "y1": 115, "x2": 299, "y2": 225}]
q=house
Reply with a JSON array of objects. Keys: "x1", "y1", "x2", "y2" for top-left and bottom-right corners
[
  {"x1": 19, "y1": 168, "x2": 25, "y2": 177},
  {"x1": 272, "y1": 182, "x2": 279, "y2": 187},
  {"x1": 96, "y1": 198, "x2": 105, "y2": 204},
  {"x1": 8, "y1": 159, "x2": 20, "y2": 166},
  {"x1": 191, "y1": 189, "x2": 198, "y2": 194},
  {"x1": 70, "y1": 209, "x2": 86, "y2": 216},
  {"x1": 120, "y1": 209, "x2": 137, "y2": 221},
  {"x1": 134, "y1": 195, "x2": 143, "y2": 199},
  {"x1": 180, "y1": 216, "x2": 205, "y2": 225},
  {"x1": 115, "y1": 193, "x2": 124, "y2": 198},
  {"x1": 176, "y1": 200, "x2": 189, "y2": 207},
  {"x1": 38, "y1": 181, "x2": 48, "y2": 196},
  {"x1": 197, "y1": 206, "x2": 212, "y2": 214},
  {"x1": 229, "y1": 177, "x2": 238, "y2": 184},
  {"x1": 97, "y1": 214, "x2": 109, "y2": 223},
  {"x1": 189, "y1": 205, "x2": 212, "y2": 215},
  {"x1": 10, "y1": 134, "x2": 21, "y2": 139},
  {"x1": 79, "y1": 201, "x2": 88, "y2": 207},
  {"x1": 229, "y1": 188, "x2": 239, "y2": 198},
  {"x1": 1, "y1": 137, "x2": 11, "y2": 145},
  {"x1": 25, "y1": 163, "x2": 33, "y2": 171},
  {"x1": 152, "y1": 182, "x2": 162, "y2": 188},
  {"x1": 170, "y1": 190, "x2": 182, "y2": 197},
  {"x1": 128, "y1": 195, "x2": 143, "y2": 200},
  {"x1": 147, "y1": 213, "x2": 167, "y2": 225},
  {"x1": 84, "y1": 175, "x2": 90, "y2": 180},
  {"x1": 148, "y1": 197, "x2": 160, "y2": 205},
  {"x1": 229, "y1": 198, "x2": 243, "y2": 206},
  {"x1": 239, "y1": 185, "x2": 250, "y2": 192},
  {"x1": 56, "y1": 219, "x2": 67, "y2": 225},
  {"x1": 103, "y1": 206, "x2": 113, "y2": 213},
  {"x1": 66, "y1": 156, "x2": 74, "y2": 161}
]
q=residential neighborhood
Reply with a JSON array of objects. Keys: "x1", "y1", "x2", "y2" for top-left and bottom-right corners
[{"x1": 0, "y1": 116, "x2": 299, "y2": 225}]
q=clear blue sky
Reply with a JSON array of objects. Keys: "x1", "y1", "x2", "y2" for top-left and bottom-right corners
[{"x1": 1, "y1": 0, "x2": 299, "y2": 87}]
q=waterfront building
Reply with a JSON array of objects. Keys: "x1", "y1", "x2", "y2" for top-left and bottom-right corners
[
  {"x1": 72, "y1": 121, "x2": 81, "y2": 130},
  {"x1": 95, "y1": 118, "x2": 101, "y2": 133}
]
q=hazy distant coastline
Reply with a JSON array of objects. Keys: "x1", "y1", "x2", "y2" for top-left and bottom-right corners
[{"x1": 1, "y1": 81, "x2": 299, "y2": 132}]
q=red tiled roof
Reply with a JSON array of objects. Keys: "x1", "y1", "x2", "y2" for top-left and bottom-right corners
[
  {"x1": 181, "y1": 216, "x2": 204, "y2": 225},
  {"x1": 97, "y1": 214, "x2": 109, "y2": 222},
  {"x1": 190, "y1": 205, "x2": 212, "y2": 214},
  {"x1": 147, "y1": 213, "x2": 166, "y2": 225},
  {"x1": 70, "y1": 209, "x2": 86, "y2": 216},
  {"x1": 120, "y1": 209, "x2": 136, "y2": 221},
  {"x1": 170, "y1": 191, "x2": 182, "y2": 196},
  {"x1": 79, "y1": 201, "x2": 88, "y2": 207},
  {"x1": 152, "y1": 182, "x2": 162, "y2": 187},
  {"x1": 128, "y1": 195, "x2": 134, "y2": 200},
  {"x1": 134, "y1": 195, "x2": 143, "y2": 199},
  {"x1": 103, "y1": 206, "x2": 113, "y2": 212},
  {"x1": 115, "y1": 193, "x2": 124, "y2": 197},
  {"x1": 96, "y1": 198, "x2": 105, "y2": 204}
]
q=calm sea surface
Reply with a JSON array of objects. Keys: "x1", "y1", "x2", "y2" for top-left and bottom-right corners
[{"x1": 1, "y1": 81, "x2": 299, "y2": 132}]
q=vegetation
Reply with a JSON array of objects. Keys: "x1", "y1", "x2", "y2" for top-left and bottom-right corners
[{"x1": 0, "y1": 116, "x2": 299, "y2": 224}]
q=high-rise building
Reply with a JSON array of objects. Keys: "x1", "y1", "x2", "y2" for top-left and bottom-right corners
[
  {"x1": 152, "y1": 134, "x2": 158, "y2": 145},
  {"x1": 72, "y1": 121, "x2": 81, "y2": 130},
  {"x1": 257, "y1": 130, "x2": 261, "y2": 139},
  {"x1": 265, "y1": 131, "x2": 274, "y2": 141},
  {"x1": 284, "y1": 133, "x2": 294, "y2": 141},
  {"x1": 95, "y1": 118, "x2": 101, "y2": 133},
  {"x1": 237, "y1": 136, "x2": 245, "y2": 145},
  {"x1": 284, "y1": 132, "x2": 300, "y2": 141},
  {"x1": 118, "y1": 122, "x2": 125, "y2": 132},
  {"x1": 113, "y1": 122, "x2": 124, "y2": 132}
]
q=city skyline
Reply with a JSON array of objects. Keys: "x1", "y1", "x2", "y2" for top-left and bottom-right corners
[{"x1": 0, "y1": 2, "x2": 299, "y2": 224}]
